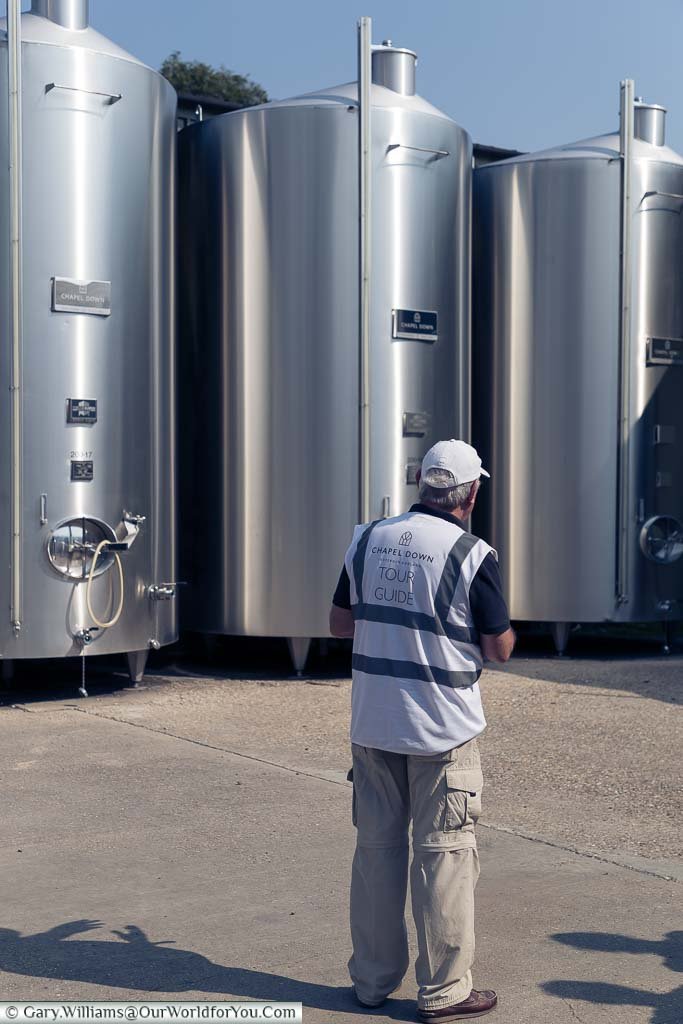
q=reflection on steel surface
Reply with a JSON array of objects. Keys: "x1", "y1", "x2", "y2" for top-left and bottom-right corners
[
  {"x1": 473, "y1": 87, "x2": 683, "y2": 625},
  {"x1": 0, "y1": 4, "x2": 177, "y2": 658},
  {"x1": 178, "y1": 38, "x2": 471, "y2": 641}
]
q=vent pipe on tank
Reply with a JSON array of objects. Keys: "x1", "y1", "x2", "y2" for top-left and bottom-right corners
[
  {"x1": 372, "y1": 39, "x2": 417, "y2": 96},
  {"x1": 633, "y1": 100, "x2": 666, "y2": 146},
  {"x1": 31, "y1": 0, "x2": 89, "y2": 30}
]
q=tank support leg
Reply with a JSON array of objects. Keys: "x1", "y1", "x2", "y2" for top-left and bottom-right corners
[
  {"x1": 1, "y1": 659, "x2": 14, "y2": 683},
  {"x1": 663, "y1": 620, "x2": 672, "y2": 656},
  {"x1": 200, "y1": 634, "x2": 221, "y2": 663},
  {"x1": 287, "y1": 638, "x2": 311, "y2": 677},
  {"x1": 551, "y1": 622, "x2": 571, "y2": 657},
  {"x1": 126, "y1": 650, "x2": 148, "y2": 686}
]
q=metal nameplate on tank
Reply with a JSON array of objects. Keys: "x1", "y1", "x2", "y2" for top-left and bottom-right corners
[
  {"x1": 405, "y1": 459, "x2": 421, "y2": 485},
  {"x1": 70, "y1": 460, "x2": 94, "y2": 482},
  {"x1": 392, "y1": 308, "x2": 438, "y2": 342},
  {"x1": 646, "y1": 337, "x2": 683, "y2": 366},
  {"x1": 403, "y1": 411, "x2": 431, "y2": 437},
  {"x1": 51, "y1": 277, "x2": 111, "y2": 316},
  {"x1": 66, "y1": 399, "x2": 98, "y2": 425}
]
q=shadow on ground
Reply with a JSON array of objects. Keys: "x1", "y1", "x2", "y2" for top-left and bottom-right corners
[
  {"x1": 542, "y1": 929, "x2": 683, "y2": 1024},
  {"x1": 0, "y1": 921, "x2": 414, "y2": 1020},
  {"x1": 3, "y1": 628, "x2": 682, "y2": 707},
  {"x1": 0, "y1": 637, "x2": 352, "y2": 706},
  {"x1": 487, "y1": 629, "x2": 683, "y2": 704}
]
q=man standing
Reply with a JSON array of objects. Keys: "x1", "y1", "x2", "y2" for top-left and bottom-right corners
[{"x1": 330, "y1": 439, "x2": 514, "y2": 1021}]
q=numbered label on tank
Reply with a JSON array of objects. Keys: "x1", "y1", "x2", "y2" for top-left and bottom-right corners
[
  {"x1": 71, "y1": 460, "x2": 94, "y2": 482},
  {"x1": 392, "y1": 308, "x2": 438, "y2": 342},
  {"x1": 67, "y1": 399, "x2": 98, "y2": 425},
  {"x1": 52, "y1": 278, "x2": 111, "y2": 316}
]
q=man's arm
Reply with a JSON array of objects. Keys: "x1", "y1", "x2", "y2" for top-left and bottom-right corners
[
  {"x1": 480, "y1": 628, "x2": 516, "y2": 663},
  {"x1": 330, "y1": 604, "x2": 355, "y2": 638},
  {"x1": 330, "y1": 565, "x2": 355, "y2": 638}
]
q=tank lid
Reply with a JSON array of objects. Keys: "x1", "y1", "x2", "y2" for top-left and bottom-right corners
[
  {"x1": 374, "y1": 39, "x2": 417, "y2": 59},
  {"x1": 31, "y1": 0, "x2": 88, "y2": 31},
  {"x1": 372, "y1": 39, "x2": 417, "y2": 96},
  {"x1": 634, "y1": 99, "x2": 667, "y2": 146}
]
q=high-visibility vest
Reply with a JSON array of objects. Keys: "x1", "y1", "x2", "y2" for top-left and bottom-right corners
[{"x1": 343, "y1": 509, "x2": 494, "y2": 754}]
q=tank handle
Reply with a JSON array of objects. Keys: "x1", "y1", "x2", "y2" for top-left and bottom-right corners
[
  {"x1": 45, "y1": 82, "x2": 122, "y2": 104},
  {"x1": 640, "y1": 190, "x2": 683, "y2": 206},
  {"x1": 387, "y1": 142, "x2": 449, "y2": 159}
]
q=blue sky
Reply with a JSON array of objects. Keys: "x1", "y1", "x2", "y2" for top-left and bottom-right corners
[{"x1": 83, "y1": 0, "x2": 683, "y2": 154}]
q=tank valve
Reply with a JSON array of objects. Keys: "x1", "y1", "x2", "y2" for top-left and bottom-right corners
[
  {"x1": 75, "y1": 626, "x2": 99, "y2": 647},
  {"x1": 148, "y1": 638, "x2": 161, "y2": 651},
  {"x1": 148, "y1": 583, "x2": 178, "y2": 600}
]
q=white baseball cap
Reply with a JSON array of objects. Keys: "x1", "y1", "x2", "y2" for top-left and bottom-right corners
[{"x1": 421, "y1": 439, "x2": 490, "y2": 488}]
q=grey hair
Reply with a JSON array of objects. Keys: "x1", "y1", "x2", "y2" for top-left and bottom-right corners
[{"x1": 418, "y1": 471, "x2": 476, "y2": 510}]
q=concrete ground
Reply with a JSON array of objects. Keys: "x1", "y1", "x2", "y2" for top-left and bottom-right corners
[{"x1": 0, "y1": 643, "x2": 681, "y2": 1024}]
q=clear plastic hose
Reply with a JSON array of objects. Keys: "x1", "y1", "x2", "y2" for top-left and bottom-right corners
[{"x1": 86, "y1": 540, "x2": 124, "y2": 629}]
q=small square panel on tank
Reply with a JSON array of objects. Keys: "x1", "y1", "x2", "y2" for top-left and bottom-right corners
[
  {"x1": 403, "y1": 411, "x2": 431, "y2": 437},
  {"x1": 405, "y1": 460, "x2": 421, "y2": 485},
  {"x1": 70, "y1": 460, "x2": 94, "y2": 482}
]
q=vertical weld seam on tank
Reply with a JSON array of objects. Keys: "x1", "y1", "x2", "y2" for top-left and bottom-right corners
[
  {"x1": 151, "y1": 96, "x2": 163, "y2": 642},
  {"x1": 616, "y1": 80, "x2": 634, "y2": 605},
  {"x1": 358, "y1": 16, "x2": 372, "y2": 523},
  {"x1": 8, "y1": 0, "x2": 24, "y2": 632}
]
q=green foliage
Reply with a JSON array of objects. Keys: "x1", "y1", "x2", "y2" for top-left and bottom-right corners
[{"x1": 160, "y1": 51, "x2": 268, "y2": 107}]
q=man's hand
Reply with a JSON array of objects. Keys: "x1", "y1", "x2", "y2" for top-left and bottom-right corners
[
  {"x1": 480, "y1": 627, "x2": 516, "y2": 663},
  {"x1": 330, "y1": 605, "x2": 355, "y2": 638}
]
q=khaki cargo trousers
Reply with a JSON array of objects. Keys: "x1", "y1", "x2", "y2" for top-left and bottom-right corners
[{"x1": 348, "y1": 738, "x2": 483, "y2": 1010}]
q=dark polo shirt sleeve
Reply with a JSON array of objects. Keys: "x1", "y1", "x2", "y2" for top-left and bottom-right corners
[
  {"x1": 469, "y1": 552, "x2": 510, "y2": 636},
  {"x1": 333, "y1": 566, "x2": 352, "y2": 610}
]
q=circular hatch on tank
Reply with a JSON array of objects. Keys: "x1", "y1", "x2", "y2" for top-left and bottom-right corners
[
  {"x1": 47, "y1": 517, "x2": 117, "y2": 580},
  {"x1": 639, "y1": 516, "x2": 683, "y2": 564}
]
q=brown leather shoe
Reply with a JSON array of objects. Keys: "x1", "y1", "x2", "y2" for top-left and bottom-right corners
[{"x1": 417, "y1": 989, "x2": 498, "y2": 1021}]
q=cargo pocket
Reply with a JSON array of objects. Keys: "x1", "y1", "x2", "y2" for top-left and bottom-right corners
[{"x1": 443, "y1": 765, "x2": 484, "y2": 832}]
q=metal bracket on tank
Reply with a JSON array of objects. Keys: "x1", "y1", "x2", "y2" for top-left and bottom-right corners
[
  {"x1": 115, "y1": 512, "x2": 145, "y2": 550},
  {"x1": 639, "y1": 190, "x2": 683, "y2": 208}
]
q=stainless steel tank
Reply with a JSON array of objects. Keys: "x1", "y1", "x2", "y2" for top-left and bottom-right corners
[
  {"x1": 473, "y1": 82, "x2": 683, "y2": 652},
  {"x1": 0, "y1": 0, "x2": 176, "y2": 681},
  {"x1": 178, "y1": 23, "x2": 471, "y2": 671}
]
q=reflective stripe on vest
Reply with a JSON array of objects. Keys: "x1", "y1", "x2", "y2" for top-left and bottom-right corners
[
  {"x1": 345, "y1": 513, "x2": 490, "y2": 690},
  {"x1": 352, "y1": 653, "x2": 480, "y2": 690}
]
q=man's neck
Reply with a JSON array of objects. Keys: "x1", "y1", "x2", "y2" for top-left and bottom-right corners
[{"x1": 420, "y1": 501, "x2": 467, "y2": 524}]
